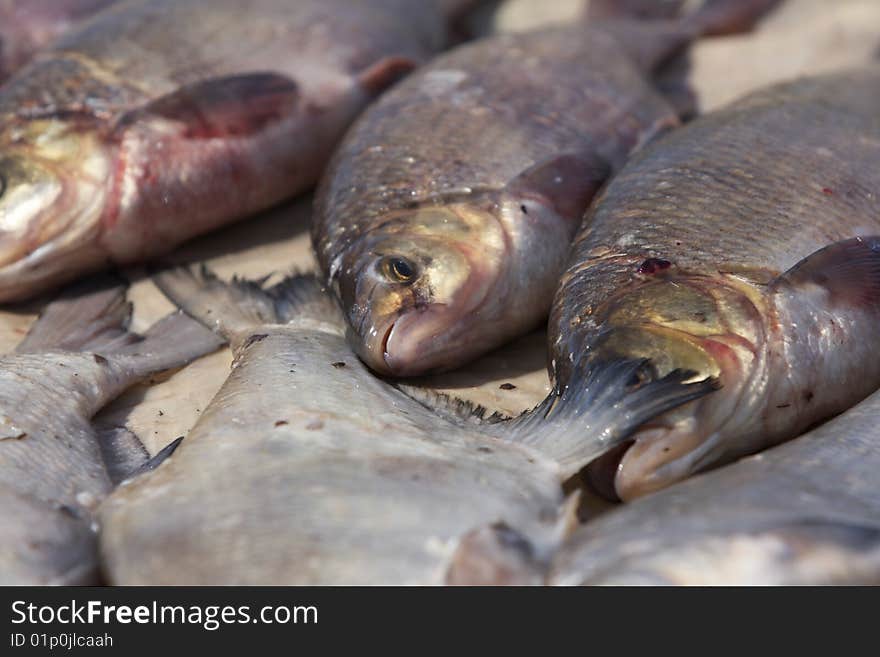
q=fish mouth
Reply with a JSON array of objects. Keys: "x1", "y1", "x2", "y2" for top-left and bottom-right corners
[
  {"x1": 380, "y1": 303, "x2": 459, "y2": 376},
  {"x1": 380, "y1": 320, "x2": 395, "y2": 369},
  {"x1": 583, "y1": 419, "x2": 699, "y2": 502}
]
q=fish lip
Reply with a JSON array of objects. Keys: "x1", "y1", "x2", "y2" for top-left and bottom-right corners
[
  {"x1": 378, "y1": 302, "x2": 459, "y2": 376},
  {"x1": 381, "y1": 319, "x2": 395, "y2": 368}
]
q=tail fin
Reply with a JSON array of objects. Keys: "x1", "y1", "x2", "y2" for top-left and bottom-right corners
[
  {"x1": 16, "y1": 271, "x2": 222, "y2": 380},
  {"x1": 270, "y1": 274, "x2": 342, "y2": 327},
  {"x1": 494, "y1": 357, "x2": 719, "y2": 479},
  {"x1": 601, "y1": 0, "x2": 781, "y2": 75},
  {"x1": 15, "y1": 274, "x2": 136, "y2": 354},
  {"x1": 153, "y1": 265, "x2": 342, "y2": 342},
  {"x1": 111, "y1": 311, "x2": 224, "y2": 376},
  {"x1": 153, "y1": 266, "x2": 278, "y2": 339}
]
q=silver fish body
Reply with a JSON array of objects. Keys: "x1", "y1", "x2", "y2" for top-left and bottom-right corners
[
  {"x1": 98, "y1": 270, "x2": 569, "y2": 585},
  {"x1": 0, "y1": 279, "x2": 220, "y2": 584},
  {"x1": 541, "y1": 70, "x2": 880, "y2": 499}
]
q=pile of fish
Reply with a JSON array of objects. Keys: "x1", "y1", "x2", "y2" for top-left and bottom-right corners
[{"x1": 1, "y1": 0, "x2": 878, "y2": 585}]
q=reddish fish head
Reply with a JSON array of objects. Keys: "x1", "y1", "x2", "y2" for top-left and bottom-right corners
[
  {"x1": 332, "y1": 202, "x2": 510, "y2": 376},
  {"x1": 579, "y1": 271, "x2": 768, "y2": 500},
  {"x1": 0, "y1": 122, "x2": 111, "y2": 301}
]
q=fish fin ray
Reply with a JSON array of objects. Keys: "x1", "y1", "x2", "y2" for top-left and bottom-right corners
[
  {"x1": 111, "y1": 311, "x2": 224, "y2": 375},
  {"x1": 394, "y1": 384, "x2": 508, "y2": 426},
  {"x1": 95, "y1": 425, "x2": 151, "y2": 486},
  {"x1": 683, "y1": 0, "x2": 782, "y2": 37},
  {"x1": 587, "y1": 0, "x2": 686, "y2": 21},
  {"x1": 123, "y1": 436, "x2": 185, "y2": 482},
  {"x1": 770, "y1": 236, "x2": 880, "y2": 310},
  {"x1": 498, "y1": 358, "x2": 719, "y2": 479},
  {"x1": 153, "y1": 265, "x2": 279, "y2": 338},
  {"x1": 269, "y1": 273, "x2": 343, "y2": 327},
  {"x1": 15, "y1": 274, "x2": 136, "y2": 354}
]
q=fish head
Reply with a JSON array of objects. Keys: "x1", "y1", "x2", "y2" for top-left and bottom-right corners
[
  {"x1": 333, "y1": 201, "x2": 507, "y2": 376},
  {"x1": 0, "y1": 120, "x2": 111, "y2": 301},
  {"x1": 583, "y1": 270, "x2": 766, "y2": 500}
]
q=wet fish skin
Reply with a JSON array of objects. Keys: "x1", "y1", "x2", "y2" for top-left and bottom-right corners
[
  {"x1": 99, "y1": 268, "x2": 569, "y2": 585},
  {"x1": 313, "y1": 21, "x2": 693, "y2": 378},
  {"x1": 0, "y1": 278, "x2": 221, "y2": 584},
  {"x1": 546, "y1": 70, "x2": 880, "y2": 500},
  {"x1": 549, "y1": 387, "x2": 880, "y2": 586},
  {"x1": 0, "y1": 0, "x2": 461, "y2": 303},
  {"x1": 313, "y1": 0, "x2": 780, "y2": 378},
  {"x1": 0, "y1": 0, "x2": 117, "y2": 80}
]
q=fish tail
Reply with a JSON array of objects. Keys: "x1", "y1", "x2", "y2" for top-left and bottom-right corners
[
  {"x1": 15, "y1": 274, "x2": 136, "y2": 354},
  {"x1": 16, "y1": 270, "x2": 221, "y2": 380},
  {"x1": 270, "y1": 273, "x2": 342, "y2": 326},
  {"x1": 154, "y1": 265, "x2": 343, "y2": 340},
  {"x1": 109, "y1": 309, "x2": 224, "y2": 376},
  {"x1": 499, "y1": 357, "x2": 719, "y2": 479},
  {"x1": 152, "y1": 265, "x2": 280, "y2": 339}
]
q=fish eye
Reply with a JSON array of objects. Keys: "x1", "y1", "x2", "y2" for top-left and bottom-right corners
[{"x1": 380, "y1": 256, "x2": 417, "y2": 284}]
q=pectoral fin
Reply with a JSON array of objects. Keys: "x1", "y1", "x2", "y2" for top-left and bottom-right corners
[
  {"x1": 118, "y1": 73, "x2": 300, "y2": 139},
  {"x1": 506, "y1": 152, "x2": 611, "y2": 222},
  {"x1": 770, "y1": 236, "x2": 880, "y2": 310}
]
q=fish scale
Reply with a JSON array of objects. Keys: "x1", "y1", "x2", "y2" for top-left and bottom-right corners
[
  {"x1": 315, "y1": 26, "x2": 679, "y2": 268},
  {"x1": 567, "y1": 75, "x2": 880, "y2": 299},
  {"x1": 541, "y1": 69, "x2": 880, "y2": 500},
  {"x1": 314, "y1": 1, "x2": 781, "y2": 377},
  {"x1": 99, "y1": 269, "x2": 569, "y2": 585},
  {"x1": 312, "y1": 18, "x2": 706, "y2": 378},
  {"x1": 0, "y1": 0, "x2": 467, "y2": 302}
]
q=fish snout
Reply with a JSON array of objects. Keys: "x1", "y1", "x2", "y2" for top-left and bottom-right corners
[{"x1": 0, "y1": 151, "x2": 108, "y2": 301}]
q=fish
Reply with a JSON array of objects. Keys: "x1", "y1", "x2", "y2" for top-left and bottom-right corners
[
  {"x1": 539, "y1": 69, "x2": 880, "y2": 501},
  {"x1": 312, "y1": 0, "x2": 780, "y2": 377},
  {"x1": 0, "y1": 0, "x2": 117, "y2": 81},
  {"x1": 0, "y1": 0, "x2": 470, "y2": 303},
  {"x1": 548, "y1": 387, "x2": 880, "y2": 585},
  {"x1": 0, "y1": 277, "x2": 221, "y2": 584},
  {"x1": 98, "y1": 267, "x2": 574, "y2": 585}
]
